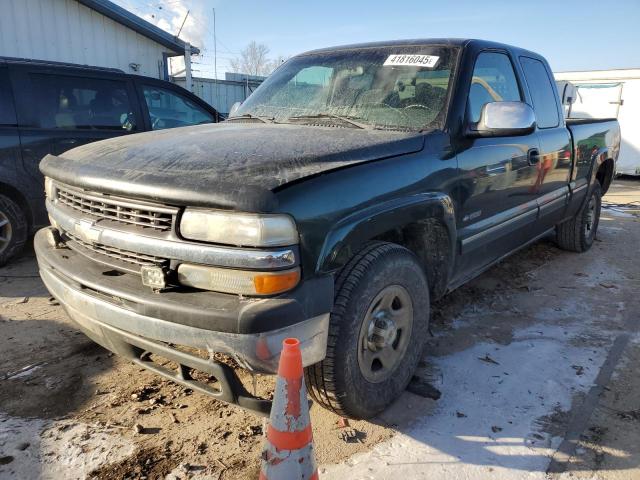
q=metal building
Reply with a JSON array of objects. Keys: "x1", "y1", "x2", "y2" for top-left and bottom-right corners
[
  {"x1": 0, "y1": 0, "x2": 198, "y2": 79},
  {"x1": 173, "y1": 73, "x2": 265, "y2": 117}
]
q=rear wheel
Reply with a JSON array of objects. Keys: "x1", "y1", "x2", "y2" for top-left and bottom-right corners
[
  {"x1": 0, "y1": 194, "x2": 28, "y2": 267},
  {"x1": 556, "y1": 183, "x2": 602, "y2": 253},
  {"x1": 305, "y1": 242, "x2": 430, "y2": 419}
]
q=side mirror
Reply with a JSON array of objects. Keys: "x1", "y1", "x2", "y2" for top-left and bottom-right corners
[
  {"x1": 229, "y1": 101, "x2": 242, "y2": 117},
  {"x1": 121, "y1": 112, "x2": 137, "y2": 132},
  {"x1": 469, "y1": 101, "x2": 536, "y2": 137},
  {"x1": 556, "y1": 81, "x2": 577, "y2": 105}
]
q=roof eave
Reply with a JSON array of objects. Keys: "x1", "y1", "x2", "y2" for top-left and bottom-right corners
[{"x1": 77, "y1": 0, "x2": 199, "y2": 55}]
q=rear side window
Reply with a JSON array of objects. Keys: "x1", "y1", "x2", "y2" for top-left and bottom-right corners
[
  {"x1": 142, "y1": 85, "x2": 214, "y2": 130},
  {"x1": 28, "y1": 74, "x2": 136, "y2": 131},
  {"x1": 520, "y1": 57, "x2": 559, "y2": 128},
  {"x1": 467, "y1": 52, "x2": 521, "y2": 123},
  {"x1": 0, "y1": 68, "x2": 17, "y2": 126}
]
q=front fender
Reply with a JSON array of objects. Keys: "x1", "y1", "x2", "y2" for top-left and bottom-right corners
[{"x1": 317, "y1": 192, "x2": 457, "y2": 273}]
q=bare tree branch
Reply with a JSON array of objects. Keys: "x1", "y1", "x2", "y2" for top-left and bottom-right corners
[{"x1": 230, "y1": 41, "x2": 287, "y2": 77}]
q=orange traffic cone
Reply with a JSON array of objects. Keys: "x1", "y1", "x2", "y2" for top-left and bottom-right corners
[{"x1": 259, "y1": 338, "x2": 318, "y2": 480}]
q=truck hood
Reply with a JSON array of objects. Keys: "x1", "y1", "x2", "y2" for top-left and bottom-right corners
[{"x1": 40, "y1": 122, "x2": 424, "y2": 212}]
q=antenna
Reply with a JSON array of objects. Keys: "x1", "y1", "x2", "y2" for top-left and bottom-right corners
[{"x1": 177, "y1": 9, "x2": 190, "y2": 37}]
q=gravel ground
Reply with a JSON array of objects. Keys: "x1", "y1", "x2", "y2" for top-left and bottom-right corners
[{"x1": 0, "y1": 178, "x2": 639, "y2": 480}]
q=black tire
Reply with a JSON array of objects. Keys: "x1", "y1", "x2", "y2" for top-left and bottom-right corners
[
  {"x1": 556, "y1": 183, "x2": 602, "y2": 253},
  {"x1": 304, "y1": 241, "x2": 430, "y2": 419},
  {"x1": 0, "y1": 194, "x2": 28, "y2": 267}
]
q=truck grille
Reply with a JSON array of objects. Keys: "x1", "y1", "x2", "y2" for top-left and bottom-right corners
[
  {"x1": 56, "y1": 185, "x2": 175, "y2": 232},
  {"x1": 64, "y1": 232, "x2": 168, "y2": 270}
]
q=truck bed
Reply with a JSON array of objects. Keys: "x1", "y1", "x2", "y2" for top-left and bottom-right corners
[{"x1": 566, "y1": 118, "x2": 620, "y2": 193}]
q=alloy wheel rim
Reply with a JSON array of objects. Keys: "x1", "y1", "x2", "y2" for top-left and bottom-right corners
[
  {"x1": 0, "y1": 211, "x2": 12, "y2": 254},
  {"x1": 357, "y1": 284, "x2": 414, "y2": 383}
]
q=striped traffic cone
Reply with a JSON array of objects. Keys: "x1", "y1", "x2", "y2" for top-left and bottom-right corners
[{"x1": 259, "y1": 338, "x2": 318, "y2": 480}]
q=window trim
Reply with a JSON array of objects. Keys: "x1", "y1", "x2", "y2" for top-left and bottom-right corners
[
  {"x1": 464, "y1": 49, "x2": 525, "y2": 124},
  {"x1": 518, "y1": 55, "x2": 560, "y2": 129}
]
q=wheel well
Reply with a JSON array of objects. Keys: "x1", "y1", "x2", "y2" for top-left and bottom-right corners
[
  {"x1": 0, "y1": 182, "x2": 32, "y2": 229},
  {"x1": 373, "y1": 218, "x2": 451, "y2": 300},
  {"x1": 596, "y1": 158, "x2": 614, "y2": 194}
]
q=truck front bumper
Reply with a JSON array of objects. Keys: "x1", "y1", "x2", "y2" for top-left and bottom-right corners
[{"x1": 34, "y1": 228, "x2": 331, "y2": 415}]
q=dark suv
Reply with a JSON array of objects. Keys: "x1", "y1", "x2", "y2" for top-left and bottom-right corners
[{"x1": 0, "y1": 57, "x2": 219, "y2": 265}]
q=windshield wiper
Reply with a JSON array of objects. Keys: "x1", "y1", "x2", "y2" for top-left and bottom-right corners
[
  {"x1": 225, "y1": 114, "x2": 275, "y2": 123},
  {"x1": 286, "y1": 113, "x2": 369, "y2": 129}
]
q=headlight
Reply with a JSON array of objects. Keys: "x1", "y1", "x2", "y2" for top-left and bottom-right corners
[
  {"x1": 44, "y1": 177, "x2": 54, "y2": 199},
  {"x1": 177, "y1": 264, "x2": 300, "y2": 295},
  {"x1": 180, "y1": 209, "x2": 298, "y2": 247}
]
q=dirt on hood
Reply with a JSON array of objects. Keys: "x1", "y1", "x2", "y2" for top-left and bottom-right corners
[{"x1": 40, "y1": 122, "x2": 424, "y2": 212}]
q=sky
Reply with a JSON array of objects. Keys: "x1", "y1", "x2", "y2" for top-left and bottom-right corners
[{"x1": 114, "y1": 0, "x2": 640, "y2": 78}]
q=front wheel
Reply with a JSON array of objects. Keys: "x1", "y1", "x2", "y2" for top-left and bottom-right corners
[
  {"x1": 305, "y1": 242, "x2": 430, "y2": 419},
  {"x1": 556, "y1": 183, "x2": 602, "y2": 253},
  {"x1": 0, "y1": 194, "x2": 28, "y2": 267}
]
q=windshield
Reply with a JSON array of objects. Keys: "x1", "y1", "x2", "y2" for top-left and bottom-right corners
[{"x1": 233, "y1": 45, "x2": 459, "y2": 131}]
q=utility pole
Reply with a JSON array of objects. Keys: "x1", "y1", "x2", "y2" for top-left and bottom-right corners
[
  {"x1": 213, "y1": 8, "x2": 219, "y2": 108},
  {"x1": 177, "y1": 10, "x2": 191, "y2": 91},
  {"x1": 184, "y1": 42, "x2": 192, "y2": 92},
  {"x1": 213, "y1": 8, "x2": 218, "y2": 81}
]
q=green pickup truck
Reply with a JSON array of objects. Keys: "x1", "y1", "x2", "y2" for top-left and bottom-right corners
[{"x1": 35, "y1": 39, "x2": 619, "y2": 419}]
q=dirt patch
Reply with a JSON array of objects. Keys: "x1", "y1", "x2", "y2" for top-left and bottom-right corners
[
  {"x1": 534, "y1": 404, "x2": 574, "y2": 438},
  {"x1": 70, "y1": 366, "x2": 393, "y2": 479},
  {"x1": 615, "y1": 409, "x2": 640, "y2": 422},
  {"x1": 90, "y1": 446, "x2": 179, "y2": 480}
]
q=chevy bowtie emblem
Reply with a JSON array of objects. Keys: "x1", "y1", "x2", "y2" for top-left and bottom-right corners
[{"x1": 74, "y1": 219, "x2": 101, "y2": 243}]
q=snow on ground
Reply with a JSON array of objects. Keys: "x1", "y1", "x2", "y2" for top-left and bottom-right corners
[
  {"x1": 321, "y1": 318, "x2": 612, "y2": 480},
  {"x1": 0, "y1": 414, "x2": 134, "y2": 479}
]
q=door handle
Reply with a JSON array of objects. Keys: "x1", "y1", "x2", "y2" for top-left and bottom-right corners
[
  {"x1": 528, "y1": 148, "x2": 540, "y2": 166},
  {"x1": 59, "y1": 139, "x2": 78, "y2": 145}
]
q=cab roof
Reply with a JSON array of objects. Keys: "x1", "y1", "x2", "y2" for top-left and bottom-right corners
[{"x1": 299, "y1": 38, "x2": 543, "y2": 61}]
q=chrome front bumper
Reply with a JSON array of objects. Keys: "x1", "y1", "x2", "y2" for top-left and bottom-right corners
[
  {"x1": 40, "y1": 264, "x2": 329, "y2": 373},
  {"x1": 36, "y1": 228, "x2": 329, "y2": 374}
]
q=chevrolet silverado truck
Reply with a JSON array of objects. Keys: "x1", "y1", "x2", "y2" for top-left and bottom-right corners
[{"x1": 35, "y1": 39, "x2": 620, "y2": 419}]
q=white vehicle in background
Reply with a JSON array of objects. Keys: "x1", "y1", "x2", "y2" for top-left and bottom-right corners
[{"x1": 555, "y1": 69, "x2": 640, "y2": 176}]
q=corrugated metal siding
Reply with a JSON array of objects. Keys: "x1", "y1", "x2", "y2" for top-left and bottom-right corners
[
  {"x1": 0, "y1": 0, "x2": 175, "y2": 78},
  {"x1": 174, "y1": 77, "x2": 264, "y2": 116}
]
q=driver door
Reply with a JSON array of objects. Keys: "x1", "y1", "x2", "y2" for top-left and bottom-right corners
[{"x1": 454, "y1": 51, "x2": 542, "y2": 279}]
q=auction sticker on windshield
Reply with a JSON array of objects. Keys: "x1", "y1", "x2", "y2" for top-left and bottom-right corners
[{"x1": 383, "y1": 54, "x2": 439, "y2": 68}]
